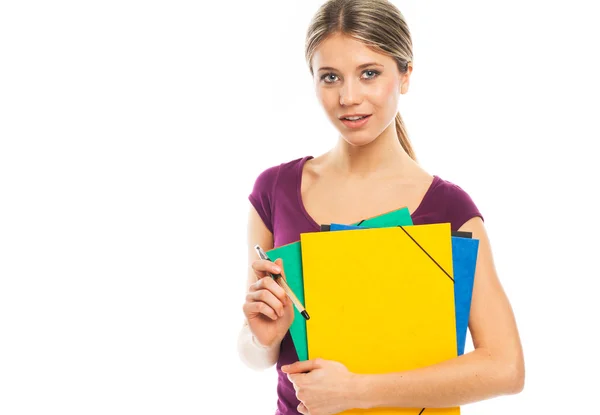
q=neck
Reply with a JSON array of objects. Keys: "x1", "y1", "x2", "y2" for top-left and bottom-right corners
[{"x1": 328, "y1": 122, "x2": 414, "y2": 177}]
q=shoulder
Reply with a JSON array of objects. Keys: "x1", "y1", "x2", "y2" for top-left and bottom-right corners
[
  {"x1": 425, "y1": 176, "x2": 484, "y2": 231},
  {"x1": 250, "y1": 163, "x2": 281, "y2": 197},
  {"x1": 250, "y1": 155, "x2": 311, "y2": 196},
  {"x1": 436, "y1": 177, "x2": 478, "y2": 206},
  {"x1": 248, "y1": 156, "x2": 311, "y2": 233}
]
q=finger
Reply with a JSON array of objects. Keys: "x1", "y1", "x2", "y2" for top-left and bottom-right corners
[
  {"x1": 286, "y1": 373, "x2": 304, "y2": 386},
  {"x1": 252, "y1": 259, "x2": 282, "y2": 277},
  {"x1": 245, "y1": 289, "x2": 285, "y2": 317},
  {"x1": 281, "y1": 359, "x2": 321, "y2": 374},
  {"x1": 297, "y1": 403, "x2": 308, "y2": 414},
  {"x1": 288, "y1": 374, "x2": 300, "y2": 391},
  {"x1": 242, "y1": 300, "x2": 278, "y2": 321},
  {"x1": 249, "y1": 275, "x2": 287, "y2": 303}
]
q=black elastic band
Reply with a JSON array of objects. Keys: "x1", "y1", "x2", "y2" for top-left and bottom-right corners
[{"x1": 397, "y1": 225, "x2": 454, "y2": 283}]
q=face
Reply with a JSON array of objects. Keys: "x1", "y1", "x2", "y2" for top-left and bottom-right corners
[{"x1": 311, "y1": 32, "x2": 412, "y2": 147}]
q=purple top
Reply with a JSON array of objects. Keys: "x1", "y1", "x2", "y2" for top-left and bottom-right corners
[{"x1": 248, "y1": 155, "x2": 483, "y2": 415}]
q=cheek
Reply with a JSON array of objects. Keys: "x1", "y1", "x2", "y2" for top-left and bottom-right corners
[
  {"x1": 376, "y1": 79, "x2": 398, "y2": 109},
  {"x1": 317, "y1": 88, "x2": 338, "y2": 114}
]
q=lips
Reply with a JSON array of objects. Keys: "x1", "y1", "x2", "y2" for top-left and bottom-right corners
[
  {"x1": 340, "y1": 114, "x2": 372, "y2": 128},
  {"x1": 339, "y1": 114, "x2": 371, "y2": 121}
]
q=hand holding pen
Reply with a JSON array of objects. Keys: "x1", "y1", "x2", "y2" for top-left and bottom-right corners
[
  {"x1": 243, "y1": 249, "x2": 295, "y2": 348},
  {"x1": 254, "y1": 245, "x2": 310, "y2": 320}
]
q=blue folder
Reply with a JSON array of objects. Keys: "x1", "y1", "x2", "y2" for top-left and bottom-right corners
[{"x1": 329, "y1": 223, "x2": 479, "y2": 356}]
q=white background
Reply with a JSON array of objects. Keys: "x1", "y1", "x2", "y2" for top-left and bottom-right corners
[{"x1": 1, "y1": 0, "x2": 599, "y2": 414}]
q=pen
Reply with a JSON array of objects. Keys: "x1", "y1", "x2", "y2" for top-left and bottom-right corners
[{"x1": 254, "y1": 244, "x2": 310, "y2": 320}]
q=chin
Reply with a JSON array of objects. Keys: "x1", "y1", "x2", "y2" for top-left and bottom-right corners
[{"x1": 340, "y1": 132, "x2": 378, "y2": 147}]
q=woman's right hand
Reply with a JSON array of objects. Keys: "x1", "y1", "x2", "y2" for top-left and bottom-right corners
[{"x1": 243, "y1": 258, "x2": 294, "y2": 348}]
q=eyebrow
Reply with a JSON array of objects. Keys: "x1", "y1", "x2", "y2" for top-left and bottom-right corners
[{"x1": 317, "y1": 62, "x2": 383, "y2": 72}]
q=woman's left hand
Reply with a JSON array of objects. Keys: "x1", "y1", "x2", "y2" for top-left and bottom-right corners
[{"x1": 282, "y1": 358, "x2": 361, "y2": 415}]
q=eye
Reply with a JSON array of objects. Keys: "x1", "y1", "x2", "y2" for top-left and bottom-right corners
[
  {"x1": 320, "y1": 73, "x2": 339, "y2": 84},
  {"x1": 362, "y1": 69, "x2": 380, "y2": 80},
  {"x1": 319, "y1": 69, "x2": 381, "y2": 84}
]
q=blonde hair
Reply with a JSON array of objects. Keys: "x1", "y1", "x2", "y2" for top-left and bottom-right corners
[{"x1": 305, "y1": 0, "x2": 416, "y2": 160}]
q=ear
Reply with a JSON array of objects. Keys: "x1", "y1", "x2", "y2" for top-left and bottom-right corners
[{"x1": 399, "y1": 63, "x2": 413, "y2": 95}]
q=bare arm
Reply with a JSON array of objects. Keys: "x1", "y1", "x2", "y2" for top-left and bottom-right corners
[
  {"x1": 353, "y1": 217, "x2": 525, "y2": 409},
  {"x1": 237, "y1": 204, "x2": 280, "y2": 370}
]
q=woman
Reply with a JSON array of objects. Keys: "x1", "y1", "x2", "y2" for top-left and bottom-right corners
[{"x1": 238, "y1": 1, "x2": 525, "y2": 414}]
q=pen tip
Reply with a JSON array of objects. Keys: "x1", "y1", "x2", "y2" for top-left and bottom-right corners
[{"x1": 301, "y1": 310, "x2": 310, "y2": 320}]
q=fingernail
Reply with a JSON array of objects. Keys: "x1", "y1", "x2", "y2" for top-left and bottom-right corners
[
  {"x1": 281, "y1": 365, "x2": 288, "y2": 371},
  {"x1": 273, "y1": 266, "x2": 282, "y2": 273}
]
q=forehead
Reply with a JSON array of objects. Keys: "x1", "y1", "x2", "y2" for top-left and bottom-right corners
[{"x1": 312, "y1": 33, "x2": 391, "y2": 71}]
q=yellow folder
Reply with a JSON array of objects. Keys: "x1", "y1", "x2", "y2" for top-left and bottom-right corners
[{"x1": 301, "y1": 223, "x2": 459, "y2": 415}]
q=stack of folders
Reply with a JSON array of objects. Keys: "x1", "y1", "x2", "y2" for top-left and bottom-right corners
[{"x1": 267, "y1": 207, "x2": 480, "y2": 415}]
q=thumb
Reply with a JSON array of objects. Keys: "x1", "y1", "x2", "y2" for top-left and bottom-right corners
[
  {"x1": 274, "y1": 258, "x2": 287, "y2": 282},
  {"x1": 283, "y1": 293, "x2": 293, "y2": 309},
  {"x1": 273, "y1": 258, "x2": 293, "y2": 309},
  {"x1": 282, "y1": 358, "x2": 322, "y2": 374}
]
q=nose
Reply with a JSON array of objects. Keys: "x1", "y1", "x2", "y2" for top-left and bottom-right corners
[{"x1": 339, "y1": 78, "x2": 362, "y2": 106}]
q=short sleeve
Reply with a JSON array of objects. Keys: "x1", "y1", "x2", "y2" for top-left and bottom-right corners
[
  {"x1": 248, "y1": 164, "x2": 281, "y2": 234},
  {"x1": 444, "y1": 183, "x2": 484, "y2": 232}
]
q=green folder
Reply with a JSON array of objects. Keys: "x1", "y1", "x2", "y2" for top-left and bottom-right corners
[{"x1": 266, "y1": 206, "x2": 413, "y2": 361}]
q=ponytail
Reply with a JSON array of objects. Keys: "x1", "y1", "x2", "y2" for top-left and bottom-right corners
[{"x1": 395, "y1": 112, "x2": 416, "y2": 161}]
